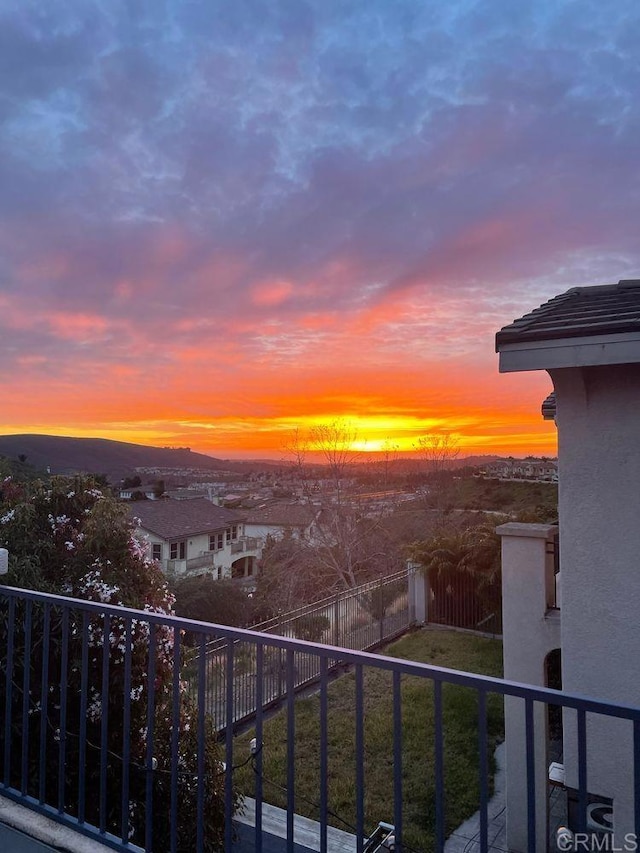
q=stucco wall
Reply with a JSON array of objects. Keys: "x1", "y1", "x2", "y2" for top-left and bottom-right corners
[
  {"x1": 138, "y1": 528, "x2": 236, "y2": 577},
  {"x1": 244, "y1": 522, "x2": 307, "y2": 541},
  {"x1": 551, "y1": 363, "x2": 640, "y2": 838},
  {"x1": 498, "y1": 523, "x2": 560, "y2": 853}
]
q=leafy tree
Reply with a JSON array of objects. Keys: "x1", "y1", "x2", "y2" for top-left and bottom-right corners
[
  {"x1": 0, "y1": 453, "x2": 46, "y2": 484},
  {"x1": 361, "y1": 579, "x2": 403, "y2": 621},
  {"x1": 173, "y1": 575, "x2": 254, "y2": 629},
  {"x1": 409, "y1": 523, "x2": 502, "y2": 632},
  {"x1": 122, "y1": 475, "x2": 142, "y2": 489},
  {"x1": 0, "y1": 475, "x2": 230, "y2": 850}
]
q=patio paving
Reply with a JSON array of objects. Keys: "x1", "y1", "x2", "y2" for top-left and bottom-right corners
[
  {"x1": 445, "y1": 741, "x2": 508, "y2": 853},
  {"x1": 0, "y1": 822, "x2": 60, "y2": 852}
]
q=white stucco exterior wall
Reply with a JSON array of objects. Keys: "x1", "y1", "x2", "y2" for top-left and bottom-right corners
[
  {"x1": 551, "y1": 364, "x2": 640, "y2": 839},
  {"x1": 498, "y1": 523, "x2": 560, "y2": 853},
  {"x1": 138, "y1": 528, "x2": 239, "y2": 578},
  {"x1": 243, "y1": 522, "x2": 311, "y2": 541}
]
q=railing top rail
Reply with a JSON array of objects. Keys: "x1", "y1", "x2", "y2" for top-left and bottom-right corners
[{"x1": 2, "y1": 584, "x2": 639, "y2": 722}]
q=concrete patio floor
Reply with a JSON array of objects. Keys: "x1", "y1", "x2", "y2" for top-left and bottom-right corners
[
  {"x1": 445, "y1": 741, "x2": 508, "y2": 853},
  {"x1": 0, "y1": 822, "x2": 60, "y2": 852}
]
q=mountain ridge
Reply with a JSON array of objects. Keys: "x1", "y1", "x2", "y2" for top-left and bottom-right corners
[{"x1": 0, "y1": 434, "x2": 247, "y2": 481}]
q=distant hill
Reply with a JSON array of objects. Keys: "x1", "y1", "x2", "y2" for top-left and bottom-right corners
[
  {"x1": 0, "y1": 434, "x2": 508, "y2": 484},
  {"x1": 0, "y1": 434, "x2": 242, "y2": 482}
]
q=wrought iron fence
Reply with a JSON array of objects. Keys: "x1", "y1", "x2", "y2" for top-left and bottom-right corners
[
  {"x1": 2, "y1": 585, "x2": 640, "y2": 853},
  {"x1": 198, "y1": 570, "x2": 411, "y2": 728},
  {"x1": 426, "y1": 570, "x2": 503, "y2": 635}
]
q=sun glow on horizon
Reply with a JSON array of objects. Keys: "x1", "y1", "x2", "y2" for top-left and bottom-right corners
[{"x1": 0, "y1": 407, "x2": 558, "y2": 461}]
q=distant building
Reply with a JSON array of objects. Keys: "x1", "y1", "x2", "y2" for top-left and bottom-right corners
[
  {"x1": 119, "y1": 488, "x2": 159, "y2": 500},
  {"x1": 482, "y1": 456, "x2": 558, "y2": 482},
  {"x1": 129, "y1": 497, "x2": 262, "y2": 581},
  {"x1": 242, "y1": 500, "x2": 321, "y2": 543}
]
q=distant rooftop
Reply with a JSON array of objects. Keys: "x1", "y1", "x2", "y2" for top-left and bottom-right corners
[
  {"x1": 242, "y1": 501, "x2": 317, "y2": 528},
  {"x1": 496, "y1": 279, "x2": 640, "y2": 372},
  {"x1": 130, "y1": 497, "x2": 242, "y2": 540}
]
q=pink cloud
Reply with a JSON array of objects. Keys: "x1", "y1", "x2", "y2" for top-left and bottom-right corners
[
  {"x1": 251, "y1": 279, "x2": 294, "y2": 307},
  {"x1": 46, "y1": 312, "x2": 111, "y2": 341}
]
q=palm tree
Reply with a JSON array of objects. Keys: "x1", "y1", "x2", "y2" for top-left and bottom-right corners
[{"x1": 409, "y1": 524, "x2": 502, "y2": 631}]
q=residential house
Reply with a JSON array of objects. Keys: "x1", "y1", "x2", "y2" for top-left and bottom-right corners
[
  {"x1": 130, "y1": 497, "x2": 262, "y2": 581},
  {"x1": 119, "y1": 487, "x2": 158, "y2": 500},
  {"x1": 483, "y1": 456, "x2": 558, "y2": 482},
  {"x1": 241, "y1": 500, "x2": 321, "y2": 544},
  {"x1": 495, "y1": 278, "x2": 640, "y2": 850}
]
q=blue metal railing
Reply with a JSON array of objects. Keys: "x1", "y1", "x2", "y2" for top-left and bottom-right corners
[{"x1": 1, "y1": 585, "x2": 640, "y2": 852}]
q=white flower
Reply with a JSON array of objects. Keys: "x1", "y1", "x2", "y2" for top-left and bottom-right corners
[{"x1": 0, "y1": 509, "x2": 15, "y2": 524}]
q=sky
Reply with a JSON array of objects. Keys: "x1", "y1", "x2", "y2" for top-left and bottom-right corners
[{"x1": 2, "y1": 1, "x2": 640, "y2": 459}]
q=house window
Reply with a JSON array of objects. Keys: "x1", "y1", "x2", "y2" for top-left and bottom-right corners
[
  {"x1": 170, "y1": 541, "x2": 186, "y2": 560},
  {"x1": 217, "y1": 533, "x2": 224, "y2": 550},
  {"x1": 152, "y1": 543, "x2": 162, "y2": 562},
  {"x1": 209, "y1": 535, "x2": 216, "y2": 551},
  {"x1": 226, "y1": 528, "x2": 231, "y2": 544}
]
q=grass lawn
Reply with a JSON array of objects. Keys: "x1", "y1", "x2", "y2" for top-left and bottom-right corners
[{"x1": 235, "y1": 627, "x2": 504, "y2": 851}]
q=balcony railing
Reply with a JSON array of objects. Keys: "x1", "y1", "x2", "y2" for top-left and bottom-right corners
[
  {"x1": 230, "y1": 537, "x2": 261, "y2": 555},
  {"x1": 166, "y1": 553, "x2": 216, "y2": 574},
  {"x1": 1, "y1": 585, "x2": 640, "y2": 852}
]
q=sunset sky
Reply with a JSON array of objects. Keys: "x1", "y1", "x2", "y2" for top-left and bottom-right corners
[{"x1": 2, "y1": 1, "x2": 640, "y2": 459}]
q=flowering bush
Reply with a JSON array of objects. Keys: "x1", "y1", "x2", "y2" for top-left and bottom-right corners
[{"x1": 0, "y1": 475, "x2": 231, "y2": 850}]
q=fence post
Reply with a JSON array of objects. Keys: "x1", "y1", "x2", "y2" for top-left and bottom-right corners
[
  {"x1": 277, "y1": 614, "x2": 284, "y2": 700},
  {"x1": 379, "y1": 577, "x2": 384, "y2": 643},
  {"x1": 334, "y1": 594, "x2": 340, "y2": 648},
  {"x1": 407, "y1": 561, "x2": 427, "y2": 624}
]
